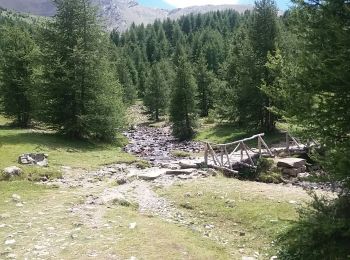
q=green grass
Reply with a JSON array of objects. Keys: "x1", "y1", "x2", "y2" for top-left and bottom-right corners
[
  {"x1": 0, "y1": 116, "x2": 135, "y2": 179},
  {"x1": 195, "y1": 122, "x2": 287, "y2": 147},
  {"x1": 195, "y1": 123, "x2": 248, "y2": 144},
  {"x1": 170, "y1": 150, "x2": 191, "y2": 158},
  {"x1": 158, "y1": 177, "x2": 303, "y2": 258},
  {"x1": 100, "y1": 207, "x2": 230, "y2": 260},
  {"x1": 0, "y1": 181, "x2": 53, "y2": 205}
]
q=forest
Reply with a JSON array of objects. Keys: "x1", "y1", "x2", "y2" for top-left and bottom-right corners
[{"x1": 0, "y1": 0, "x2": 349, "y2": 258}]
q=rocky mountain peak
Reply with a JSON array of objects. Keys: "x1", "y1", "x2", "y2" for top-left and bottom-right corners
[{"x1": 0, "y1": 0, "x2": 253, "y2": 31}]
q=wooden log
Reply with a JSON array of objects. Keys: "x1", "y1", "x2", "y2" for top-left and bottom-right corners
[
  {"x1": 224, "y1": 146, "x2": 232, "y2": 170},
  {"x1": 204, "y1": 143, "x2": 208, "y2": 166},
  {"x1": 229, "y1": 143, "x2": 240, "y2": 156},
  {"x1": 208, "y1": 144, "x2": 220, "y2": 166},
  {"x1": 209, "y1": 164, "x2": 239, "y2": 175},
  {"x1": 243, "y1": 143, "x2": 254, "y2": 166},
  {"x1": 220, "y1": 147, "x2": 224, "y2": 166},
  {"x1": 210, "y1": 133, "x2": 265, "y2": 147},
  {"x1": 258, "y1": 136, "x2": 273, "y2": 157},
  {"x1": 166, "y1": 169, "x2": 195, "y2": 175},
  {"x1": 290, "y1": 135, "x2": 301, "y2": 148},
  {"x1": 286, "y1": 132, "x2": 290, "y2": 153}
]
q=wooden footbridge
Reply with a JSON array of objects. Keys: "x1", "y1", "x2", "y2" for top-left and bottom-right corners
[{"x1": 204, "y1": 132, "x2": 309, "y2": 174}]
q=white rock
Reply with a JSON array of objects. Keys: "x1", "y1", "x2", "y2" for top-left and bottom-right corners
[
  {"x1": 298, "y1": 172, "x2": 310, "y2": 179},
  {"x1": 15, "y1": 203, "x2": 23, "y2": 207},
  {"x1": 277, "y1": 158, "x2": 306, "y2": 168},
  {"x1": 0, "y1": 224, "x2": 6, "y2": 228},
  {"x1": 11, "y1": 194, "x2": 21, "y2": 202},
  {"x1": 128, "y1": 222, "x2": 137, "y2": 229},
  {"x1": 289, "y1": 200, "x2": 297, "y2": 205},
  {"x1": 138, "y1": 171, "x2": 164, "y2": 181},
  {"x1": 6, "y1": 253, "x2": 17, "y2": 259},
  {"x1": 34, "y1": 245, "x2": 46, "y2": 250},
  {"x1": 5, "y1": 239, "x2": 16, "y2": 245},
  {"x1": 270, "y1": 256, "x2": 278, "y2": 260},
  {"x1": 2, "y1": 166, "x2": 22, "y2": 177}
]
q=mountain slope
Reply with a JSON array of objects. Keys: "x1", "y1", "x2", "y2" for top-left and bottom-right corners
[{"x1": 0, "y1": 0, "x2": 252, "y2": 31}]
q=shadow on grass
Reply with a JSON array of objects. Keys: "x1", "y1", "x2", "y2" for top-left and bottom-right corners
[
  {"x1": 0, "y1": 130, "x2": 126, "y2": 152},
  {"x1": 196, "y1": 123, "x2": 287, "y2": 147}
]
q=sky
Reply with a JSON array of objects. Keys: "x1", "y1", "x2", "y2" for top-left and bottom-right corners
[{"x1": 138, "y1": 0, "x2": 292, "y2": 11}]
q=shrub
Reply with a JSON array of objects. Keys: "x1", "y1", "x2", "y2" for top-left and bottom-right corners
[{"x1": 277, "y1": 193, "x2": 350, "y2": 259}]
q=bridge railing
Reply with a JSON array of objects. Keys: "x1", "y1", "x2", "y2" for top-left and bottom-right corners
[{"x1": 204, "y1": 133, "x2": 273, "y2": 170}]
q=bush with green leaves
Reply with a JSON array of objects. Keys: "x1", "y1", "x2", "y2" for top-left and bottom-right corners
[{"x1": 277, "y1": 193, "x2": 350, "y2": 259}]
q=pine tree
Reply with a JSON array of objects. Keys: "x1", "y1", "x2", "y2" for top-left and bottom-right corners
[
  {"x1": 40, "y1": 0, "x2": 124, "y2": 141},
  {"x1": 265, "y1": 1, "x2": 350, "y2": 258},
  {"x1": 170, "y1": 46, "x2": 197, "y2": 140},
  {"x1": 0, "y1": 25, "x2": 38, "y2": 127},
  {"x1": 195, "y1": 55, "x2": 215, "y2": 117},
  {"x1": 250, "y1": 0, "x2": 279, "y2": 131},
  {"x1": 144, "y1": 63, "x2": 168, "y2": 121},
  {"x1": 116, "y1": 53, "x2": 137, "y2": 105}
]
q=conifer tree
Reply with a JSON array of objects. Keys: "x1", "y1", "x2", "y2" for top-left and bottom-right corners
[
  {"x1": 40, "y1": 0, "x2": 124, "y2": 141},
  {"x1": 195, "y1": 55, "x2": 215, "y2": 117},
  {"x1": 144, "y1": 63, "x2": 168, "y2": 121},
  {"x1": 0, "y1": 25, "x2": 38, "y2": 127},
  {"x1": 170, "y1": 45, "x2": 197, "y2": 140}
]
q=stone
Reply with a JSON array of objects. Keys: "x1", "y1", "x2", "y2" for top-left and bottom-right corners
[
  {"x1": 116, "y1": 177, "x2": 127, "y2": 185},
  {"x1": 4, "y1": 239, "x2": 16, "y2": 245},
  {"x1": 2, "y1": 166, "x2": 22, "y2": 179},
  {"x1": 239, "y1": 231, "x2": 246, "y2": 236},
  {"x1": 298, "y1": 172, "x2": 310, "y2": 179},
  {"x1": 0, "y1": 224, "x2": 6, "y2": 228},
  {"x1": 6, "y1": 254, "x2": 17, "y2": 259},
  {"x1": 11, "y1": 194, "x2": 21, "y2": 202},
  {"x1": 270, "y1": 256, "x2": 278, "y2": 260},
  {"x1": 138, "y1": 171, "x2": 163, "y2": 181},
  {"x1": 129, "y1": 222, "x2": 137, "y2": 229},
  {"x1": 0, "y1": 213, "x2": 10, "y2": 219},
  {"x1": 184, "y1": 192, "x2": 191, "y2": 197},
  {"x1": 282, "y1": 164, "x2": 307, "y2": 176},
  {"x1": 18, "y1": 153, "x2": 48, "y2": 167},
  {"x1": 277, "y1": 158, "x2": 306, "y2": 168},
  {"x1": 207, "y1": 169, "x2": 218, "y2": 176},
  {"x1": 225, "y1": 199, "x2": 235, "y2": 208}
]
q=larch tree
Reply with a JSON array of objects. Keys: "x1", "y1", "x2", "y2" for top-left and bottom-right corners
[
  {"x1": 195, "y1": 54, "x2": 215, "y2": 117},
  {"x1": 0, "y1": 25, "x2": 38, "y2": 127},
  {"x1": 144, "y1": 63, "x2": 168, "y2": 121},
  {"x1": 40, "y1": 0, "x2": 124, "y2": 141},
  {"x1": 170, "y1": 45, "x2": 197, "y2": 140}
]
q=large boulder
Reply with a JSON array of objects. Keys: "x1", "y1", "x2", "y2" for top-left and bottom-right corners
[
  {"x1": 277, "y1": 158, "x2": 306, "y2": 168},
  {"x1": 18, "y1": 153, "x2": 48, "y2": 167},
  {"x1": 282, "y1": 166, "x2": 307, "y2": 177},
  {"x1": 2, "y1": 166, "x2": 23, "y2": 180}
]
